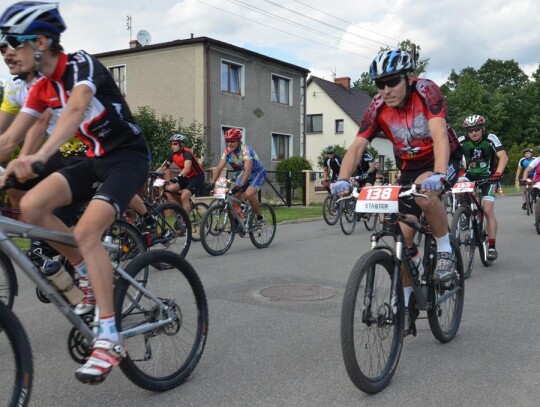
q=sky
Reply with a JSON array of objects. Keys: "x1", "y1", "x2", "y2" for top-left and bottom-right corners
[{"x1": 1, "y1": 0, "x2": 540, "y2": 86}]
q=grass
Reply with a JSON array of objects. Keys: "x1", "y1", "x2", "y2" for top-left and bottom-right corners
[{"x1": 273, "y1": 204, "x2": 322, "y2": 223}]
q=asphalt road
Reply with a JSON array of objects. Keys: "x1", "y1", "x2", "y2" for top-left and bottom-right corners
[{"x1": 5, "y1": 194, "x2": 540, "y2": 407}]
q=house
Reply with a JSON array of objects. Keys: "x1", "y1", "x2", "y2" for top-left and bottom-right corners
[
  {"x1": 305, "y1": 76, "x2": 394, "y2": 172},
  {"x1": 93, "y1": 36, "x2": 310, "y2": 170}
]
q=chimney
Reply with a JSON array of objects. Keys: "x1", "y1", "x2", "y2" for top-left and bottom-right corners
[
  {"x1": 129, "y1": 39, "x2": 141, "y2": 49},
  {"x1": 334, "y1": 76, "x2": 351, "y2": 90}
]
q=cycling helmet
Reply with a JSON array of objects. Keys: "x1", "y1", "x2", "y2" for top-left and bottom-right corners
[
  {"x1": 523, "y1": 148, "x2": 533, "y2": 154},
  {"x1": 0, "y1": 2, "x2": 66, "y2": 38},
  {"x1": 169, "y1": 134, "x2": 186, "y2": 143},
  {"x1": 224, "y1": 128, "x2": 242, "y2": 142},
  {"x1": 325, "y1": 146, "x2": 335, "y2": 154},
  {"x1": 463, "y1": 114, "x2": 486, "y2": 129},
  {"x1": 369, "y1": 49, "x2": 415, "y2": 80}
]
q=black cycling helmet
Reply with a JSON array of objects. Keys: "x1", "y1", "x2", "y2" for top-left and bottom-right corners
[
  {"x1": 325, "y1": 146, "x2": 335, "y2": 154},
  {"x1": 523, "y1": 148, "x2": 533, "y2": 154}
]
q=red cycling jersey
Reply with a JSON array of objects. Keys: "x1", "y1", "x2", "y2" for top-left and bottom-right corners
[
  {"x1": 162, "y1": 147, "x2": 204, "y2": 178},
  {"x1": 357, "y1": 78, "x2": 460, "y2": 172}
]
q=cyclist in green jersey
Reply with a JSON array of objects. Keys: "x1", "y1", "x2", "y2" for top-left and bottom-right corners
[{"x1": 458, "y1": 114, "x2": 508, "y2": 261}]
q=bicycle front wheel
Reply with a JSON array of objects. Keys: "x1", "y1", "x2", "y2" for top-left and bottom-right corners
[
  {"x1": 0, "y1": 251, "x2": 17, "y2": 309},
  {"x1": 427, "y1": 238, "x2": 465, "y2": 343},
  {"x1": 476, "y1": 214, "x2": 493, "y2": 267},
  {"x1": 115, "y1": 250, "x2": 208, "y2": 391},
  {"x1": 526, "y1": 190, "x2": 533, "y2": 216},
  {"x1": 0, "y1": 301, "x2": 33, "y2": 407},
  {"x1": 339, "y1": 200, "x2": 357, "y2": 235},
  {"x1": 535, "y1": 199, "x2": 540, "y2": 235},
  {"x1": 322, "y1": 194, "x2": 339, "y2": 225},
  {"x1": 200, "y1": 204, "x2": 235, "y2": 256},
  {"x1": 153, "y1": 202, "x2": 192, "y2": 258},
  {"x1": 363, "y1": 212, "x2": 378, "y2": 232},
  {"x1": 190, "y1": 202, "x2": 209, "y2": 242},
  {"x1": 249, "y1": 203, "x2": 276, "y2": 248},
  {"x1": 450, "y1": 206, "x2": 474, "y2": 279},
  {"x1": 341, "y1": 250, "x2": 404, "y2": 394}
]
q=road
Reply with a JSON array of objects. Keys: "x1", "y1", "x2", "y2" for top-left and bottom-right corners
[{"x1": 5, "y1": 194, "x2": 540, "y2": 407}]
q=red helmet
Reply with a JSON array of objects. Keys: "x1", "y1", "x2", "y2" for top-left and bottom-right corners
[{"x1": 224, "y1": 128, "x2": 242, "y2": 141}]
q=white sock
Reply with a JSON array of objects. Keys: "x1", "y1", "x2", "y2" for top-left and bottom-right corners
[
  {"x1": 403, "y1": 286, "x2": 413, "y2": 307},
  {"x1": 73, "y1": 260, "x2": 88, "y2": 277},
  {"x1": 435, "y1": 233, "x2": 452, "y2": 253},
  {"x1": 99, "y1": 314, "x2": 120, "y2": 343}
]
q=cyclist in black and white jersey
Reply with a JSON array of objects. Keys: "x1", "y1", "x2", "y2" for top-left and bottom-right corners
[
  {"x1": 323, "y1": 145, "x2": 342, "y2": 184},
  {"x1": 0, "y1": 2, "x2": 150, "y2": 384}
]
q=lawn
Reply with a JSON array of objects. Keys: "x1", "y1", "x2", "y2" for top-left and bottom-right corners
[{"x1": 273, "y1": 204, "x2": 322, "y2": 223}]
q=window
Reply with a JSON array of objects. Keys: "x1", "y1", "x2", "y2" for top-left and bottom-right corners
[
  {"x1": 335, "y1": 119, "x2": 344, "y2": 134},
  {"x1": 221, "y1": 60, "x2": 244, "y2": 95},
  {"x1": 109, "y1": 65, "x2": 126, "y2": 96},
  {"x1": 271, "y1": 74, "x2": 291, "y2": 105},
  {"x1": 306, "y1": 114, "x2": 323, "y2": 133},
  {"x1": 272, "y1": 133, "x2": 291, "y2": 161}
]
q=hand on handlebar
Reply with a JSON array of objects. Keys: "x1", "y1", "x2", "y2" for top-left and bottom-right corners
[
  {"x1": 0, "y1": 154, "x2": 45, "y2": 189},
  {"x1": 489, "y1": 171, "x2": 502, "y2": 183},
  {"x1": 420, "y1": 173, "x2": 447, "y2": 191},
  {"x1": 331, "y1": 179, "x2": 352, "y2": 195}
]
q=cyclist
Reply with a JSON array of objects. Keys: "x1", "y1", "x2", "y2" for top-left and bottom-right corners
[
  {"x1": 155, "y1": 133, "x2": 205, "y2": 215},
  {"x1": 323, "y1": 145, "x2": 342, "y2": 185},
  {"x1": 331, "y1": 49, "x2": 463, "y2": 316},
  {"x1": 0, "y1": 2, "x2": 150, "y2": 384},
  {"x1": 520, "y1": 145, "x2": 540, "y2": 201},
  {"x1": 352, "y1": 151, "x2": 374, "y2": 187},
  {"x1": 207, "y1": 128, "x2": 266, "y2": 222},
  {"x1": 516, "y1": 147, "x2": 536, "y2": 210},
  {"x1": 458, "y1": 114, "x2": 508, "y2": 261}
]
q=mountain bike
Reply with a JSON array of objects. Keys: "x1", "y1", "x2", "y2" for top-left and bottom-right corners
[
  {"x1": 341, "y1": 184, "x2": 464, "y2": 394},
  {"x1": 524, "y1": 180, "x2": 535, "y2": 216},
  {"x1": 337, "y1": 187, "x2": 378, "y2": 235},
  {"x1": 322, "y1": 191, "x2": 340, "y2": 225},
  {"x1": 449, "y1": 179, "x2": 494, "y2": 279},
  {"x1": 0, "y1": 207, "x2": 208, "y2": 403},
  {"x1": 200, "y1": 178, "x2": 276, "y2": 256}
]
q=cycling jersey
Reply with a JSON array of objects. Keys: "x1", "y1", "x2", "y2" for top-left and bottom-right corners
[
  {"x1": 458, "y1": 133, "x2": 505, "y2": 178},
  {"x1": 161, "y1": 147, "x2": 204, "y2": 178},
  {"x1": 21, "y1": 50, "x2": 148, "y2": 159},
  {"x1": 0, "y1": 77, "x2": 30, "y2": 115},
  {"x1": 324, "y1": 155, "x2": 342, "y2": 182},
  {"x1": 518, "y1": 156, "x2": 536, "y2": 178},
  {"x1": 221, "y1": 143, "x2": 265, "y2": 174},
  {"x1": 526, "y1": 157, "x2": 540, "y2": 182},
  {"x1": 356, "y1": 78, "x2": 461, "y2": 172}
]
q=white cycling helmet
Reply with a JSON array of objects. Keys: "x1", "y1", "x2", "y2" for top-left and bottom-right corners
[{"x1": 169, "y1": 134, "x2": 186, "y2": 142}]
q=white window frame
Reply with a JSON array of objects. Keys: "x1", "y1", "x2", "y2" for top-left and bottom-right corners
[
  {"x1": 271, "y1": 74, "x2": 292, "y2": 106},
  {"x1": 271, "y1": 132, "x2": 292, "y2": 162},
  {"x1": 221, "y1": 59, "x2": 245, "y2": 96},
  {"x1": 108, "y1": 64, "x2": 127, "y2": 96}
]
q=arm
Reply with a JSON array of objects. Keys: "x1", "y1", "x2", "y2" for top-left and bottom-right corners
[
  {"x1": 210, "y1": 158, "x2": 228, "y2": 184},
  {"x1": 238, "y1": 159, "x2": 253, "y2": 186},
  {"x1": 337, "y1": 137, "x2": 369, "y2": 180},
  {"x1": 178, "y1": 159, "x2": 192, "y2": 177},
  {"x1": 19, "y1": 110, "x2": 52, "y2": 157},
  {"x1": 522, "y1": 166, "x2": 534, "y2": 182},
  {"x1": 428, "y1": 117, "x2": 450, "y2": 174},
  {"x1": 494, "y1": 150, "x2": 508, "y2": 175},
  {"x1": 0, "y1": 111, "x2": 38, "y2": 163},
  {"x1": 0, "y1": 110, "x2": 16, "y2": 135},
  {"x1": 515, "y1": 159, "x2": 522, "y2": 180}
]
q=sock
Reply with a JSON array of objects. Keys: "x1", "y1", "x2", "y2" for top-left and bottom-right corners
[
  {"x1": 488, "y1": 239, "x2": 496, "y2": 249},
  {"x1": 403, "y1": 286, "x2": 413, "y2": 308},
  {"x1": 435, "y1": 233, "x2": 452, "y2": 253},
  {"x1": 99, "y1": 313, "x2": 120, "y2": 343},
  {"x1": 72, "y1": 259, "x2": 88, "y2": 277}
]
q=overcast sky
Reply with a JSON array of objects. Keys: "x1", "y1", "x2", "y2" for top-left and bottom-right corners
[{"x1": 1, "y1": 0, "x2": 539, "y2": 86}]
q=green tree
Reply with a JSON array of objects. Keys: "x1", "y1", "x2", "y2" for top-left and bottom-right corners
[
  {"x1": 133, "y1": 106, "x2": 210, "y2": 168},
  {"x1": 316, "y1": 144, "x2": 348, "y2": 169},
  {"x1": 275, "y1": 156, "x2": 312, "y2": 192}
]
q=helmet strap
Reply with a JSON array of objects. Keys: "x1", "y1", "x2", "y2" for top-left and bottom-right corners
[{"x1": 400, "y1": 75, "x2": 414, "y2": 108}]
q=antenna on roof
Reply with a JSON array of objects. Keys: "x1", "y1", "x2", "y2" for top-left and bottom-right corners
[
  {"x1": 331, "y1": 68, "x2": 336, "y2": 81},
  {"x1": 126, "y1": 15, "x2": 132, "y2": 41}
]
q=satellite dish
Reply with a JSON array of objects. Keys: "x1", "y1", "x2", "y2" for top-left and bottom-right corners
[{"x1": 136, "y1": 29, "x2": 152, "y2": 46}]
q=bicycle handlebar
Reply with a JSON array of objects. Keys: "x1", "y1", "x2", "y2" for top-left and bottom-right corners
[{"x1": 0, "y1": 161, "x2": 45, "y2": 192}]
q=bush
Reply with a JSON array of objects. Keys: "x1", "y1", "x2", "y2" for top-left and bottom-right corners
[{"x1": 276, "y1": 156, "x2": 312, "y2": 190}]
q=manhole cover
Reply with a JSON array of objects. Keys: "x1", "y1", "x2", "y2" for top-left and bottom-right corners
[{"x1": 259, "y1": 284, "x2": 336, "y2": 301}]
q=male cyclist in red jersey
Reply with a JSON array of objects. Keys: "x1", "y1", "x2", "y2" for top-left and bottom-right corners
[
  {"x1": 332, "y1": 49, "x2": 463, "y2": 318},
  {"x1": 0, "y1": 2, "x2": 150, "y2": 384}
]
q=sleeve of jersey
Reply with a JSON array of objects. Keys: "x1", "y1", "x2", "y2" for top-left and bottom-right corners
[
  {"x1": 0, "y1": 80, "x2": 21, "y2": 115},
  {"x1": 415, "y1": 79, "x2": 447, "y2": 118},
  {"x1": 487, "y1": 133, "x2": 505, "y2": 152},
  {"x1": 71, "y1": 51, "x2": 103, "y2": 94},
  {"x1": 356, "y1": 97, "x2": 383, "y2": 141},
  {"x1": 20, "y1": 81, "x2": 47, "y2": 118}
]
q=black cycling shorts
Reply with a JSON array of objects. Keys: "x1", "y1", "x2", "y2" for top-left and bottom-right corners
[
  {"x1": 185, "y1": 173, "x2": 205, "y2": 195},
  {"x1": 58, "y1": 152, "x2": 149, "y2": 216}
]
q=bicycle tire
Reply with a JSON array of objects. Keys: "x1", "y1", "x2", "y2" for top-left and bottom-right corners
[
  {"x1": 339, "y1": 200, "x2": 357, "y2": 235},
  {"x1": 190, "y1": 202, "x2": 209, "y2": 242},
  {"x1": 526, "y1": 189, "x2": 533, "y2": 216},
  {"x1": 535, "y1": 199, "x2": 540, "y2": 235},
  {"x1": 249, "y1": 203, "x2": 276, "y2": 248},
  {"x1": 0, "y1": 301, "x2": 33, "y2": 407},
  {"x1": 107, "y1": 220, "x2": 148, "y2": 269},
  {"x1": 363, "y1": 212, "x2": 378, "y2": 232},
  {"x1": 200, "y1": 204, "x2": 235, "y2": 256},
  {"x1": 427, "y1": 238, "x2": 465, "y2": 343},
  {"x1": 0, "y1": 250, "x2": 17, "y2": 309},
  {"x1": 449, "y1": 206, "x2": 475, "y2": 279},
  {"x1": 476, "y1": 214, "x2": 493, "y2": 267},
  {"x1": 153, "y1": 202, "x2": 192, "y2": 258},
  {"x1": 322, "y1": 194, "x2": 339, "y2": 225},
  {"x1": 114, "y1": 250, "x2": 208, "y2": 391},
  {"x1": 341, "y1": 250, "x2": 404, "y2": 394}
]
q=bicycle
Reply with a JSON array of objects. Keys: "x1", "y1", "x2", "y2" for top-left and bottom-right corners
[
  {"x1": 200, "y1": 177, "x2": 276, "y2": 256},
  {"x1": 322, "y1": 182, "x2": 340, "y2": 225},
  {"x1": 524, "y1": 180, "x2": 535, "y2": 216},
  {"x1": 0, "y1": 198, "x2": 208, "y2": 402},
  {"x1": 341, "y1": 184, "x2": 464, "y2": 394},
  {"x1": 449, "y1": 179, "x2": 494, "y2": 279},
  {"x1": 521, "y1": 180, "x2": 540, "y2": 234},
  {"x1": 337, "y1": 186, "x2": 379, "y2": 235}
]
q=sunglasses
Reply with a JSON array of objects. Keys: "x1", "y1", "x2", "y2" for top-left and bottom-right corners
[
  {"x1": 467, "y1": 127, "x2": 483, "y2": 134},
  {"x1": 5, "y1": 34, "x2": 38, "y2": 50},
  {"x1": 374, "y1": 75, "x2": 405, "y2": 90},
  {"x1": 226, "y1": 140, "x2": 238, "y2": 144},
  {"x1": 171, "y1": 142, "x2": 180, "y2": 146}
]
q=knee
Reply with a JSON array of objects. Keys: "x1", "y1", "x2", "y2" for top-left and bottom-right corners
[
  {"x1": 73, "y1": 225, "x2": 102, "y2": 252},
  {"x1": 20, "y1": 194, "x2": 45, "y2": 224}
]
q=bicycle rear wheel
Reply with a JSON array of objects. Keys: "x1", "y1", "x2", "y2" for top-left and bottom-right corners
[
  {"x1": 153, "y1": 202, "x2": 192, "y2": 258},
  {"x1": 450, "y1": 206, "x2": 474, "y2": 279},
  {"x1": 190, "y1": 202, "x2": 209, "y2": 242},
  {"x1": 476, "y1": 214, "x2": 493, "y2": 267},
  {"x1": 0, "y1": 301, "x2": 33, "y2": 407},
  {"x1": 535, "y1": 199, "x2": 540, "y2": 235},
  {"x1": 0, "y1": 251, "x2": 17, "y2": 309},
  {"x1": 363, "y1": 212, "x2": 378, "y2": 231},
  {"x1": 339, "y1": 200, "x2": 357, "y2": 235},
  {"x1": 249, "y1": 203, "x2": 276, "y2": 248},
  {"x1": 200, "y1": 204, "x2": 235, "y2": 256},
  {"x1": 115, "y1": 250, "x2": 208, "y2": 391},
  {"x1": 322, "y1": 194, "x2": 339, "y2": 225},
  {"x1": 341, "y1": 250, "x2": 403, "y2": 394},
  {"x1": 427, "y1": 238, "x2": 465, "y2": 343},
  {"x1": 526, "y1": 189, "x2": 533, "y2": 216}
]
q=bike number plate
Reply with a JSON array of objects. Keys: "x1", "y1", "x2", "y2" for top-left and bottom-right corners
[
  {"x1": 153, "y1": 178, "x2": 166, "y2": 187},
  {"x1": 356, "y1": 186, "x2": 400, "y2": 213},
  {"x1": 452, "y1": 181, "x2": 475, "y2": 193},
  {"x1": 214, "y1": 187, "x2": 228, "y2": 199}
]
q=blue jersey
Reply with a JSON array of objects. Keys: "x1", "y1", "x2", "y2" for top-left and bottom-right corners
[
  {"x1": 221, "y1": 143, "x2": 265, "y2": 174},
  {"x1": 519, "y1": 156, "x2": 536, "y2": 177}
]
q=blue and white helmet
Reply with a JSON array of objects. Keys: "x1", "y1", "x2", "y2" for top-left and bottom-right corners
[
  {"x1": 169, "y1": 134, "x2": 186, "y2": 142},
  {"x1": 0, "y1": 2, "x2": 66, "y2": 37},
  {"x1": 369, "y1": 49, "x2": 415, "y2": 80}
]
